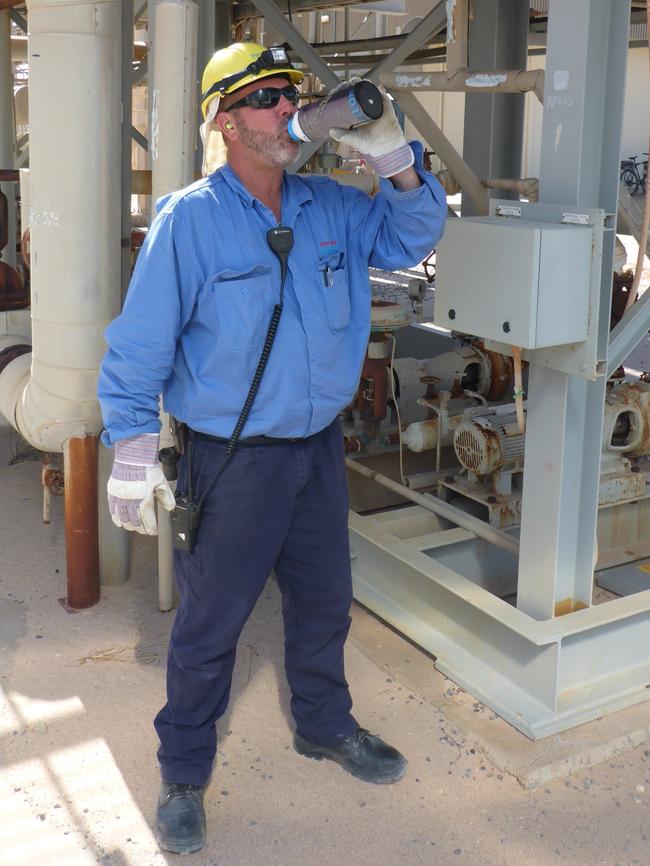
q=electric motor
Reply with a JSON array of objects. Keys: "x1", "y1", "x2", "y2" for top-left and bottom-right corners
[
  {"x1": 453, "y1": 412, "x2": 525, "y2": 475},
  {"x1": 603, "y1": 383, "x2": 650, "y2": 455}
]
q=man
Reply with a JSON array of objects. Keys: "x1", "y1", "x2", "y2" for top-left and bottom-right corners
[{"x1": 98, "y1": 42, "x2": 446, "y2": 855}]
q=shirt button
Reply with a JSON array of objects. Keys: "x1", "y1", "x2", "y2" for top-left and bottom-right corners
[{"x1": 242, "y1": 287, "x2": 249, "y2": 295}]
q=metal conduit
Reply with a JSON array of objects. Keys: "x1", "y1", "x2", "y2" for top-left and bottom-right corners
[{"x1": 346, "y1": 458, "x2": 520, "y2": 557}]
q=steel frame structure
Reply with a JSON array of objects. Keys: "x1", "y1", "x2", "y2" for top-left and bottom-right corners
[
  {"x1": 257, "y1": 0, "x2": 650, "y2": 738},
  {"x1": 11, "y1": 0, "x2": 638, "y2": 731},
  {"x1": 5, "y1": 1, "x2": 649, "y2": 695}
]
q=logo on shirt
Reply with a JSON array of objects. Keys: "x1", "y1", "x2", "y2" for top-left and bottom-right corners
[{"x1": 319, "y1": 240, "x2": 337, "y2": 248}]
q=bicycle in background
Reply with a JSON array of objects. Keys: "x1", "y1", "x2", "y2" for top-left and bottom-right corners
[{"x1": 620, "y1": 152, "x2": 648, "y2": 194}]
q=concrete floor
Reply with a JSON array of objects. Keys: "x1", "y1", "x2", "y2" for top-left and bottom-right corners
[
  {"x1": 2, "y1": 430, "x2": 650, "y2": 866},
  {"x1": 3, "y1": 229, "x2": 650, "y2": 864}
]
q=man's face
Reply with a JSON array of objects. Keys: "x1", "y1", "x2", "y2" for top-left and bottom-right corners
[{"x1": 221, "y1": 76, "x2": 300, "y2": 168}]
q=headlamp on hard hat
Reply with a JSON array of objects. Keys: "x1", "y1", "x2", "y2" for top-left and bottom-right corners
[{"x1": 202, "y1": 46, "x2": 292, "y2": 105}]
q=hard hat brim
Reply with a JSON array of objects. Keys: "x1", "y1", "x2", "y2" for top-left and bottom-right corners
[{"x1": 201, "y1": 67, "x2": 303, "y2": 119}]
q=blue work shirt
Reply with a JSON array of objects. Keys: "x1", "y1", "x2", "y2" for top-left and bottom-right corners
[{"x1": 98, "y1": 142, "x2": 446, "y2": 445}]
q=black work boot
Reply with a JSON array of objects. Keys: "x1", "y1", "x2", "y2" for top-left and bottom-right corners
[
  {"x1": 294, "y1": 728, "x2": 406, "y2": 784},
  {"x1": 155, "y1": 782, "x2": 206, "y2": 854}
]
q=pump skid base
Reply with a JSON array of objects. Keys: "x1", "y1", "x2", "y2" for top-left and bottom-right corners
[{"x1": 349, "y1": 507, "x2": 650, "y2": 739}]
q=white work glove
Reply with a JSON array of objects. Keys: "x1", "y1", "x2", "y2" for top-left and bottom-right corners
[
  {"x1": 329, "y1": 85, "x2": 414, "y2": 178},
  {"x1": 107, "y1": 433, "x2": 175, "y2": 535}
]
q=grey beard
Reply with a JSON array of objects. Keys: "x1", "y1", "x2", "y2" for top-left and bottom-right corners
[{"x1": 234, "y1": 114, "x2": 300, "y2": 168}]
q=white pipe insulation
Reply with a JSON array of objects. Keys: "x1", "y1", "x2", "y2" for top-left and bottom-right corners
[
  {"x1": 151, "y1": 0, "x2": 198, "y2": 207},
  {"x1": 150, "y1": 0, "x2": 199, "y2": 612},
  {"x1": 0, "y1": 11, "x2": 16, "y2": 270},
  {"x1": 0, "y1": 0, "x2": 122, "y2": 452}
]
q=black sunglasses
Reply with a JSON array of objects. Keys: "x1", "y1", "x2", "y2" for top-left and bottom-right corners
[{"x1": 227, "y1": 85, "x2": 300, "y2": 111}]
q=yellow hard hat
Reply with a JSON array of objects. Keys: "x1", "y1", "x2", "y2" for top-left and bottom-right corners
[{"x1": 201, "y1": 42, "x2": 303, "y2": 119}]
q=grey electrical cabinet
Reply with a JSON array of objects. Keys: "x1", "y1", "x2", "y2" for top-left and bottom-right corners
[{"x1": 434, "y1": 216, "x2": 593, "y2": 349}]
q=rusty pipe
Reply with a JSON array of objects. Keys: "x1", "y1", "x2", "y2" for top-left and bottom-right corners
[
  {"x1": 63, "y1": 436, "x2": 100, "y2": 609},
  {"x1": 483, "y1": 176, "x2": 539, "y2": 202},
  {"x1": 434, "y1": 172, "x2": 540, "y2": 203},
  {"x1": 382, "y1": 69, "x2": 545, "y2": 103}
]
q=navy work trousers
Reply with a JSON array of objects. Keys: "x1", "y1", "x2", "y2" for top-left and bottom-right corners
[{"x1": 154, "y1": 420, "x2": 358, "y2": 785}]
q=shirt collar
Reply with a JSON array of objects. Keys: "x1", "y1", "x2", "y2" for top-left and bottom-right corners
[{"x1": 217, "y1": 163, "x2": 313, "y2": 211}]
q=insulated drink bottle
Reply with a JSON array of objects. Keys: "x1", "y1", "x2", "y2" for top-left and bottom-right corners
[{"x1": 287, "y1": 80, "x2": 383, "y2": 143}]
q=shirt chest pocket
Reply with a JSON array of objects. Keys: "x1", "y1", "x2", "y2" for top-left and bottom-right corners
[
  {"x1": 319, "y1": 253, "x2": 350, "y2": 331},
  {"x1": 207, "y1": 266, "x2": 274, "y2": 351}
]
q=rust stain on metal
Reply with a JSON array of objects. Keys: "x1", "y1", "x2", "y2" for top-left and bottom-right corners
[
  {"x1": 455, "y1": 420, "x2": 501, "y2": 474},
  {"x1": 554, "y1": 598, "x2": 589, "y2": 617},
  {"x1": 344, "y1": 436, "x2": 363, "y2": 454},
  {"x1": 42, "y1": 456, "x2": 64, "y2": 495},
  {"x1": 492, "y1": 500, "x2": 517, "y2": 526},
  {"x1": 477, "y1": 343, "x2": 514, "y2": 401},
  {"x1": 370, "y1": 300, "x2": 411, "y2": 332}
]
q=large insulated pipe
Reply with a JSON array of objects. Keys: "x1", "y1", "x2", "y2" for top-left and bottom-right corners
[
  {"x1": 151, "y1": 0, "x2": 198, "y2": 205},
  {"x1": 150, "y1": 1, "x2": 198, "y2": 610},
  {"x1": 0, "y1": 10, "x2": 16, "y2": 270},
  {"x1": 0, "y1": 0, "x2": 123, "y2": 607},
  {"x1": 4, "y1": 0, "x2": 122, "y2": 451}
]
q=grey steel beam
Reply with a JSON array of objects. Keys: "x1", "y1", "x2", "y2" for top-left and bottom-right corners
[
  {"x1": 323, "y1": 49, "x2": 446, "y2": 69},
  {"x1": 351, "y1": 506, "x2": 650, "y2": 738},
  {"x1": 132, "y1": 125, "x2": 149, "y2": 152},
  {"x1": 134, "y1": 1, "x2": 147, "y2": 21},
  {"x1": 250, "y1": 0, "x2": 339, "y2": 174},
  {"x1": 132, "y1": 57, "x2": 147, "y2": 84},
  {"x1": 360, "y1": 0, "x2": 485, "y2": 214},
  {"x1": 608, "y1": 289, "x2": 650, "y2": 375},
  {"x1": 195, "y1": 1, "x2": 232, "y2": 175},
  {"x1": 250, "y1": 0, "x2": 338, "y2": 87},
  {"x1": 14, "y1": 142, "x2": 27, "y2": 168},
  {"x1": 147, "y1": 0, "x2": 156, "y2": 182},
  {"x1": 516, "y1": 0, "x2": 630, "y2": 619},
  {"x1": 394, "y1": 89, "x2": 489, "y2": 214},
  {"x1": 365, "y1": 1, "x2": 447, "y2": 82},
  {"x1": 345, "y1": 0, "x2": 650, "y2": 738},
  {"x1": 295, "y1": 34, "x2": 446, "y2": 57},
  {"x1": 214, "y1": 0, "x2": 231, "y2": 48},
  {"x1": 122, "y1": 1, "x2": 134, "y2": 300},
  {"x1": 234, "y1": 0, "x2": 374, "y2": 18},
  {"x1": 461, "y1": 0, "x2": 529, "y2": 217},
  {"x1": 9, "y1": 10, "x2": 27, "y2": 33}
]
